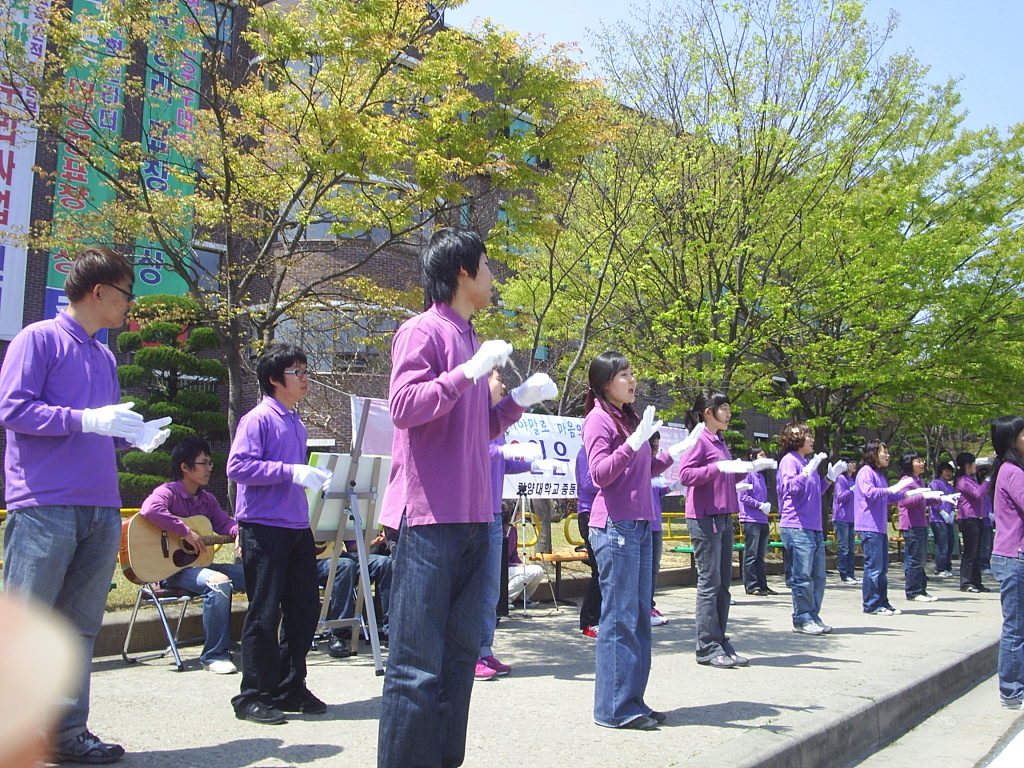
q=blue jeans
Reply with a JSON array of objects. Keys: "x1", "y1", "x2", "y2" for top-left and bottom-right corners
[
  {"x1": 163, "y1": 563, "x2": 245, "y2": 663},
  {"x1": 687, "y1": 515, "x2": 735, "y2": 662},
  {"x1": 834, "y1": 521, "x2": 856, "y2": 580},
  {"x1": 781, "y1": 528, "x2": 826, "y2": 626},
  {"x1": 316, "y1": 552, "x2": 393, "y2": 636},
  {"x1": 859, "y1": 531, "x2": 890, "y2": 612},
  {"x1": 742, "y1": 522, "x2": 769, "y2": 592},
  {"x1": 479, "y1": 513, "x2": 502, "y2": 655},
  {"x1": 2, "y1": 505, "x2": 121, "y2": 741},
  {"x1": 931, "y1": 521, "x2": 956, "y2": 573},
  {"x1": 992, "y1": 554, "x2": 1024, "y2": 703},
  {"x1": 651, "y1": 529, "x2": 663, "y2": 608},
  {"x1": 902, "y1": 527, "x2": 929, "y2": 599},
  {"x1": 378, "y1": 519, "x2": 486, "y2": 768},
  {"x1": 591, "y1": 519, "x2": 653, "y2": 727}
]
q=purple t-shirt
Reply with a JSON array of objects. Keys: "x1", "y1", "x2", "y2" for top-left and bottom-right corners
[
  {"x1": 897, "y1": 476, "x2": 936, "y2": 530},
  {"x1": 676, "y1": 428, "x2": 739, "y2": 520},
  {"x1": 993, "y1": 462, "x2": 1024, "y2": 557},
  {"x1": 737, "y1": 471, "x2": 769, "y2": 523},
  {"x1": 955, "y1": 475, "x2": 989, "y2": 520},
  {"x1": 832, "y1": 473, "x2": 855, "y2": 523},
  {"x1": 140, "y1": 480, "x2": 238, "y2": 538},
  {"x1": 929, "y1": 477, "x2": 955, "y2": 523},
  {"x1": 854, "y1": 464, "x2": 902, "y2": 533},
  {"x1": 488, "y1": 434, "x2": 533, "y2": 517},
  {"x1": 777, "y1": 451, "x2": 826, "y2": 531},
  {"x1": 575, "y1": 447, "x2": 597, "y2": 517}
]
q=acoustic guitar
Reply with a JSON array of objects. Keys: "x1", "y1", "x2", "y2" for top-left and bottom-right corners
[{"x1": 119, "y1": 514, "x2": 234, "y2": 585}]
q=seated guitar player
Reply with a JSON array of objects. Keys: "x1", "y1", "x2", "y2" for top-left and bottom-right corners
[{"x1": 138, "y1": 435, "x2": 245, "y2": 674}]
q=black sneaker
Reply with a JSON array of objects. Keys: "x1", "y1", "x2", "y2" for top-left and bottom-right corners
[
  {"x1": 620, "y1": 715, "x2": 659, "y2": 730},
  {"x1": 327, "y1": 634, "x2": 354, "y2": 658},
  {"x1": 276, "y1": 688, "x2": 327, "y2": 715},
  {"x1": 53, "y1": 730, "x2": 126, "y2": 764},
  {"x1": 235, "y1": 700, "x2": 286, "y2": 725}
]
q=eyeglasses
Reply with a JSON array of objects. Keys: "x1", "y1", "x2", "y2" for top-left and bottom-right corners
[
  {"x1": 192, "y1": 461, "x2": 214, "y2": 468},
  {"x1": 283, "y1": 369, "x2": 310, "y2": 379},
  {"x1": 103, "y1": 283, "x2": 137, "y2": 302}
]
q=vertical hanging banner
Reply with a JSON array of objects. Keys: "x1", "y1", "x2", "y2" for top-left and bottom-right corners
[{"x1": 0, "y1": 0, "x2": 51, "y2": 339}]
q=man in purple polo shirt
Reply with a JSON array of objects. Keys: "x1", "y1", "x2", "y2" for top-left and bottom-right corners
[
  {"x1": 377, "y1": 227, "x2": 558, "y2": 768},
  {"x1": 227, "y1": 343, "x2": 331, "y2": 725},
  {"x1": 0, "y1": 247, "x2": 170, "y2": 765}
]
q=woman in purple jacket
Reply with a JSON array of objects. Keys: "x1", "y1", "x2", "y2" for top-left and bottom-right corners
[
  {"x1": 955, "y1": 452, "x2": 991, "y2": 593},
  {"x1": 738, "y1": 445, "x2": 774, "y2": 596},
  {"x1": 929, "y1": 461, "x2": 958, "y2": 578},
  {"x1": 988, "y1": 415, "x2": 1024, "y2": 710},
  {"x1": 583, "y1": 351, "x2": 672, "y2": 730},
  {"x1": 896, "y1": 451, "x2": 943, "y2": 603},
  {"x1": 832, "y1": 459, "x2": 859, "y2": 584}
]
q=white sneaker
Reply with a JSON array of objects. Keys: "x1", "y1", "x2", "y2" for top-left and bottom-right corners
[
  {"x1": 203, "y1": 659, "x2": 237, "y2": 674},
  {"x1": 793, "y1": 622, "x2": 824, "y2": 635},
  {"x1": 871, "y1": 607, "x2": 903, "y2": 616},
  {"x1": 841, "y1": 577, "x2": 861, "y2": 585},
  {"x1": 650, "y1": 608, "x2": 669, "y2": 626},
  {"x1": 910, "y1": 593, "x2": 938, "y2": 602}
]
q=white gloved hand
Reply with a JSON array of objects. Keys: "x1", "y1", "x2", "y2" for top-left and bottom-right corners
[
  {"x1": 716, "y1": 459, "x2": 754, "y2": 475},
  {"x1": 460, "y1": 339, "x2": 513, "y2": 382},
  {"x1": 501, "y1": 442, "x2": 543, "y2": 462},
  {"x1": 510, "y1": 373, "x2": 558, "y2": 407},
  {"x1": 625, "y1": 405, "x2": 663, "y2": 452},
  {"x1": 668, "y1": 422, "x2": 706, "y2": 461},
  {"x1": 130, "y1": 417, "x2": 173, "y2": 453},
  {"x1": 81, "y1": 402, "x2": 145, "y2": 439},
  {"x1": 976, "y1": 456, "x2": 993, "y2": 467},
  {"x1": 939, "y1": 509, "x2": 955, "y2": 524},
  {"x1": 531, "y1": 458, "x2": 567, "y2": 474},
  {"x1": 888, "y1": 475, "x2": 916, "y2": 494},
  {"x1": 652, "y1": 476, "x2": 671, "y2": 489},
  {"x1": 291, "y1": 464, "x2": 332, "y2": 490},
  {"x1": 920, "y1": 490, "x2": 943, "y2": 500},
  {"x1": 752, "y1": 457, "x2": 778, "y2": 472},
  {"x1": 759, "y1": 501, "x2": 772, "y2": 514},
  {"x1": 735, "y1": 482, "x2": 753, "y2": 492},
  {"x1": 826, "y1": 460, "x2": 849, "y2": 482},
  {"x1": 802, "y1": 452, "x2": 827, "y2": 477},
  {"x1": 940, "y1": 492, "x2": 961, "y2": 506},
  {"x1": 904, "y1": 486, "x2": 930, "y2": 498}
]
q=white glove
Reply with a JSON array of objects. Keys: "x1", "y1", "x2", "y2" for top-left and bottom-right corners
[
  {"x1": 625, "y1": 405, "x2": 662, "y2": 452},
  {"x1": 291, "y1": 464, "x2": 332, "y2": 490},
  {"x1": 752, "y1": 457, "x2": 777, "y2": 472},
  {"x1": 940, "y1": 492, "x2": 961, "y2": 505},
  {"x1": 531, "y1": 458, "x2": 567, "y2": 474},
  {"x1": 759, "y1": 501, "x2": 772, "y2": 514},
  {"x1": 652, "y1": 476, "x2": 671, "y2": 489},
  {"x1": 81, "y1": 402, "x2": 145, "y2": 439},
  {"x1": 735, "y1": 482, "x2": 753, "y2": 492},
  {"x1": 510, "y1": 373, "x2": 558, "y2": 407},
  {"x1": 130, "y1": 417, "x2": 173, "y2": 453},
  {"x1": 976, "y1": 456, "x2": 993, "y2": 467},
  {"x1": 826, "y1": 460, "x2": 849, "y2": 482},
  {"x1": 716, "y1": 459, "x2": 754, "y2": 474},
  {"x1": 501, "y1": 442, "x2": 543, "y2": 462},
  {"x1": 904, "y1": 486, "x2": 930, "y2": 498},
  {"x1": 939, "y1": 508, "x2": 955, "y2": 524},
  {"x1": 460, "y1": 339, "x2": 513, "y2": 382},
  {"x1": 802, "y1": 452, "x2": 827, "y2": 477},
  {"x1": 920, "y1": 490, "x2": 943, "y2": 500},
  {"x1": 888, "y1": 476, "x2": 916, "y2": 494},
  {"x1": 668, "y1": 422, "x2": 705, "y2": 461}
]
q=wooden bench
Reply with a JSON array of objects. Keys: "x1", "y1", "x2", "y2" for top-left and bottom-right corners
[{"x1": 529, "y1": 550, "x2": 589, "y2": 603}]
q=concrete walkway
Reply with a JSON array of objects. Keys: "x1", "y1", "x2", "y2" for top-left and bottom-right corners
[{"x1": 85, "y1": 568, "x2": 1018, "y2": 768}]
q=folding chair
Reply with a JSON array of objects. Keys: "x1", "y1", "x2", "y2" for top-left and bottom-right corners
[{"x1": 121, "y1": 583, "x2": 198, "y2": 672}]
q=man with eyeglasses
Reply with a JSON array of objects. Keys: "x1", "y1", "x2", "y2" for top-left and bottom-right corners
[{"x1": 139, "y1": 435, "x2": 245, "y2": 674}]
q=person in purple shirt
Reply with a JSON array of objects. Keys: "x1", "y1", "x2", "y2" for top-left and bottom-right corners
[
  {"x1": 649, "y1": 432, "x2": 672, "y2": 626},
  {"x1": 929, "y1": 460, "x2": 958, "y2": 577},
  {"x1": 955, "y1": 452, "x2": 992, "y2": 593},
  {"x1": 854, "y1": 440, "x2": 915, "y2": 615},
  {"x1": 227, "y1": 343, "x2": 331, "y2": 725},
  {"x1": 0, "y1": 247, "x2": 170, "y2": 765},
  {"x1": 140, "y1": 435, "x2": 244, "y2": 674},
  {"x1": 738, "y1": 445, "x2": 775, "y2": 596},
  {"x1": 576, "y1": 444, "x2": 602, "y2": 637},
  {"x1": 987, "y1": 415, "x2": 1024, "y2": 710},
  {"x1": 977, "y1": 463, "x2": 996, "y2": 573},
  {"x1": 895, "y1": 451, "x2": 944, "y2": 603},
  {"x1": 832, "y1": 459, "x2": 859, "y2": 584},
  {"x1": 376, "y1": 228, "x2": 557, "y2": 768}
]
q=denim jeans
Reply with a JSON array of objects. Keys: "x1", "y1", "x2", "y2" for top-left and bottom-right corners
[
  {"x1": 742, "y1": 522, "x2": 769, "y2": 592},
  {"x1": 478, "y1": 513, "x2": 502, "y2": 655},
  {"x1": 2, "y1": 505, "x2": 121, "y2": 741},
  {"x1": 902, "y1": 527, "x2": 929, "y2": 599},
  {"x1": 163, "y1": 563, "x2": 245, "y2": 663},
  {"x1": 316, "y1": 552, "x2": 393, "y2": 637},
  {"x1": 834, "y1": 521, "x2": 856, "y2": 580},
  {"x1": 590, "y1": 519, "x2": 653, "y2": 727},
  {"x1": 378, "y1": 518, "x2": 486, "y2": 768},
  {"x1": 781, "y1": 527, "x2": 826, "y2": 626},
  {"x1": 651, "y1": 529, "x2": 663, "y2": 608},
  {"x1": 958, "y1": 517, "x2": 983, "y2": 589},
  {"x1": 577, "y1": 510, "x2": 602, "y2": 629},
  {"x1": 687, "y1": 515, "x2": 735, "y2": 662},
  {"x1": 931, "y1": 521, "x2": 956, "y2": 573},
  {"x1": 992, "y1": 554, "x2": 1024, "y2": 703},
  {"x1": 859, "y1": 530, "x2": 890, "y2": 612}
]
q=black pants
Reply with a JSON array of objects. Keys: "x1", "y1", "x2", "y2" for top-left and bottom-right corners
[
  {"x1": 958, "y1": 517, "x2": 983, "y2": 590},
  {"x1": 577, "y1": 510, "x2": 602, "y2": 629},
  {"x1": 232, "y1": 522, "x2": 319, "y2": 711}
]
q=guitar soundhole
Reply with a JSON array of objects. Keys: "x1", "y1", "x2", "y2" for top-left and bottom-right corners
[{"x1": 173, "y1": 550, "x2": 198, "y2": 568}]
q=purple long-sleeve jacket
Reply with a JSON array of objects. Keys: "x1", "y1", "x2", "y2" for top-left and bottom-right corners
[
  {"x1": 582, "y1": 401, "x2": 672, "y2": 529},
  {"x1": 832, "y1": 472, "x2": 855, "y2": 523},
  {"x1": 897, "y1": 476, "x2": 938, "y2": 530},
  {"x1": 381, "y1": 303, "x2": 524, "y2": 528},
  {"x1": 737, "y1": 470, "x2": 769, "y2": 523},
  {"x1": 576, "y1": 447, "x2": 597, "y2": 517},
  {"x1": 227, "y1": 396, "x2": 310, "y2": 529},
  {"x1": 676, "y1": 428, "x2": 740, "y2": 519},
  {"x1": 777, "y1": 451, "x2": 828, "y2": 531},
  {"x1": 854, "y1": 464, "x2": 903, "y2": 533},
  {"x1": 993, "y1": 462, "x2": 1024, "y2": 557},
  {"x1": 488, "y1": 434, "x2": 534, "y2": 516},
  {"x1": 955, "y1": 474, "x2": 989, "y2": 520},
  {"x1": 0, "y1": 312, "x2": 127, "y2": 509},
  {"x1": 929, "y1": 477, "x2": 956, "y2": 523},
  {"x1": 140, "y1": 480, "x2": 238, "y2": 538}
]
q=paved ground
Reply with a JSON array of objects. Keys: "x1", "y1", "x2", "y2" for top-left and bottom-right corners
[{"x1": 83, "y1": 568, "x2": 1018, "y2": 768}]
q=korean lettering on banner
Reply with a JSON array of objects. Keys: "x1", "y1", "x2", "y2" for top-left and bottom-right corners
[
  {"x1": 501, "y1": 413, "x2": 583, "y2": 500},
  {"x1": 0, "y1": 0, "x2": 51, "y2": 339}
]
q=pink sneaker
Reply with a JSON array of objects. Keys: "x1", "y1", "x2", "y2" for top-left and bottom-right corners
[
  {"x1": 474, "y1": 660, "x2": 498, "y2": 681},
  {"x1": 650, "y1": 608, "x2": 669, "y2": 626},
  {"x1": 481, "y1": 655, "x2": 511, "y2": 676}
]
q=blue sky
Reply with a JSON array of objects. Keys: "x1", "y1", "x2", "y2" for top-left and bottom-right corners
[{"x1": 445, "y1": 0, "x2": 1023, "y2": 134}]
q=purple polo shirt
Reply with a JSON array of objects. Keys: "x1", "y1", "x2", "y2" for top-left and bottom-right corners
[
  {"x1": 140, "y1": 480, "x2": 238, "y2": 538},
  {"x1": 737, "y1": 471, "x2": 769, "y2": 523},
  {"x1": 993, "y1": 462, "x2": 1024, "y2": 557},
  {"x1": 575, "y1": 447, "x2": 597, "y2": 516},
  {"x1": 227, "y1": 395, "x2": 310, "y2": 529},
  {"x1": 677, "y1": 428, "x2": 739, "y2": 519},
  {"x1": 929, "y1": 477, "x2": 955, "y2": 523},
  {"x1": 582, "y1": 400, "x2": 672, "y2": 529},
  {"x1": 777, "y1": 451, "x2": 827, "y2": 531},
  {"x1": 488, "y1": 435, "x2": 533, "y2": 516},
  {"x1": 380, "y1": 303, "x2": 524, "y2": 528},
  {"x1": 955, "y1": 475, "x2": 989, "y2": 520},
  {"x1": 897, "y1": 476, "x2": 935, "y2": 530},
  {"x1": 651, "y1": 482, "x2": 669, "y2": 532},
  {"x1": 854, "y1": 464, "x2": 902, "y2": 533},
  {"x1": 0, "y1": 311, "x2": 124, "y2": 509},
  {"x1": 832, "y1": 473, "x2": 855, "y2": 523}
]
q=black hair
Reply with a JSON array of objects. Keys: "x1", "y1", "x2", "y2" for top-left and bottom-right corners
[
  {"x1": 861, "y1": 439, "x2": 887, "y2": 469},
  {"x1": 685, "y1": 390, "x2": 730, "y2": 431},
  {"x1": 954, "y1": 452, "x2": 976, "y2": 481},
  {"x1": 990, "y1": 415, "x2": 1024, "y2": 499},
  {"x1": 419, "y1": 227, "x2": 486, "y2": 309},
  {"x1": 585, "y1": 351, "x2": 639, "y2": 436},
  {"x1": 172, "y1": 435, "x2": 212, "y2": 481},
  {"x1": 934, "y1": 459, "x2": 955, "y2": 479},
  {"x1": 64, "y1": 246, "x2": 135, "y2": 302},
  {"x1": 748, "y1": 444, "x2": 765, "y2": 461},
  {"x1": 256, "y1": 343, "x2": 308, "y2": 397},
  {"x1": 899, "y1": 450, "x2": 921, "y2": 478}
]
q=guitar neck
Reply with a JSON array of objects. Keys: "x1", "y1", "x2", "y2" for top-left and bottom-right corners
[{"x1": 199, "y1": 536, "x2": 235, "y2": 546}]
